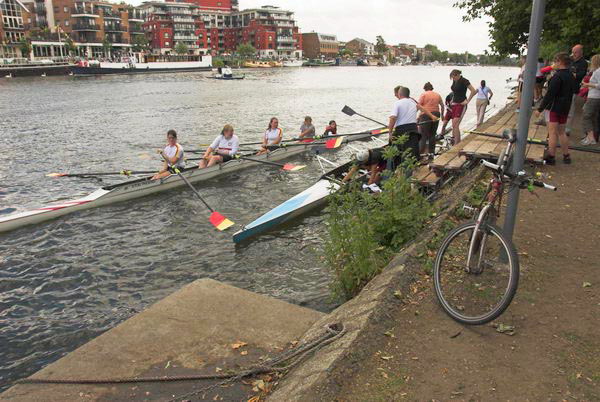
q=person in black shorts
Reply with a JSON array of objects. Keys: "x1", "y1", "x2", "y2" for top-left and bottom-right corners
[{"x1": 343, "y1": 148, "x2": 385, "y2": 185}]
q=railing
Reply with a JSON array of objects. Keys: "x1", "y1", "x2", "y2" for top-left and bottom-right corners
[
  {"x1": 74, "y1": 36, "x2": 101, "y2": 43},
  {"x1": 101, "y1": 9, "x2": 121, "y2": 19},
  {"x1": 277, "y1": 36, "x2": 294, "y2": 43},
  {"x1": 35, "y1": 3, "x2": 46, "y2": 14},
  {"x1": 104, "y1": 25, "x2": 125, "y2": 32},
  {"x1": 173, "y1": 35, "x2": 197, "y2": 40},
  {"x1": 72, "y1": 7, "x2": 99, "y2": 16},
  {"x1": 277, "y1": 45, "x2": 296, "y2": 50},
  {"x1": 72, "y1": 23, "x2": 101, "y2": 31},
  {"x1": 129, "y1": 25, "x2": 144, "y2": 33}
]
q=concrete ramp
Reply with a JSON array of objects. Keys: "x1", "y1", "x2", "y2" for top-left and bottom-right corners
[{"x1": 2, "y1": 279, "x2": 323, "y2": 401}]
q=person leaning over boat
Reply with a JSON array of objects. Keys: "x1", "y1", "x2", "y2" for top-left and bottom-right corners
[
  {"x1": 388, "y1": 85, "x2": 439, "y2": 169},
  {"x1": 199, "y1": 124, "x2": 239, "y2": 168},
  {"x1": 222, "y1": 64, "x2": 233, "y2": 78},
  {"x1": 298, "y1": 116, "x2": 316, "y2": 140},
  {"x1": 323, "y1": 120, "x2": 337, "y2": 136},
  {"x1": 343, "y1": 148, "x2": 386, "y2": 186},
  {"x1": 257, "y1": 117, "x2": 283, "y2": 155},
  {"x1": 152, "y1": 129, "x2": 185, "y2": 180}
]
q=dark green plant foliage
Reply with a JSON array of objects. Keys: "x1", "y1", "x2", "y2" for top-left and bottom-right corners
[
  {"x1": 324, "y1": 147, "x2": 432, "y2": 301},
  {"x1": 455, "y1": 0, "x2": 600, "y2": 56}
]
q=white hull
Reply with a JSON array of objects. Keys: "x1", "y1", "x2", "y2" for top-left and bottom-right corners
[{"x1": 282, "y1": 60, "x2": 303, "y2": 67}]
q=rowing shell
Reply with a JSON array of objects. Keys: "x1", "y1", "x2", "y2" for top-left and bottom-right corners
[
  {"x1": 0, "y1": 129, "x2": 385, "y2": 234},
  {"x1": 232, "y1": 160, "x2": 354, "y2": 243}
]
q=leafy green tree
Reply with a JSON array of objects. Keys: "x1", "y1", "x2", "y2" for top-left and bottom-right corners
[
  {"x1": 236, "y1": 42, "x2": 256, "y2": 59},
  {"x1": 19, "y1": 37, "x2": 32, "y2": 59},
  {"x1": 375, "y1": 35, "x2": 387, "y2": 58},
  {"x1": 102, "y1": 36, "x2": 113, "y2": 57},
  {"x1": 64, "y1": 37, "x2": 77, "y2": 56},
  {"x1": 339, "y1": 48, "x2": 354, "y2": 58},
  {"x1": 131, "y1": 34, "x2": 150, "y2": 53},
  {"x1": 174, "y1": 41, "x2": 188, "y2": 55},
  {"x1": 454, "y1": 0, "x2": 600, "y2": 56}
]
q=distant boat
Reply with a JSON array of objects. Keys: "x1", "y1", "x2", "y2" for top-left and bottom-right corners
[
  {"x1": 71, "y1": 55, "x2": 213, "y2": 76},
  {"x1": 302, "y1": 59, "x2": 336, "y2": 67},
  {"x1": 210, "y1": 74, "x2": 245, "y2": 80},
  {"x1": 243, "y1": 61, "x2": 273, "y2": 68},
  {"x1": 282, "y1": 60, "x2": 303, "y2": 67}
]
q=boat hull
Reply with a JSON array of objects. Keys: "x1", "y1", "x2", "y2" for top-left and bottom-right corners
[
  {"x1": 0, "y1": 145, "x2": 310, "y2": 234},
  {"x1": 72, "y1": 60, "x2": 212, "y2": 76}
]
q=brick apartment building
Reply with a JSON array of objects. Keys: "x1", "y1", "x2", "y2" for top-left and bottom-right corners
[
  {"x1": 0, "y1": 0, "x2": 33, "y2": 58},
  {"x1": 345, "y1": 37, "x2": 374, "y2": 57},
  {"x1": 301, "y1": 32, "x2": 337, "y2": 59}
]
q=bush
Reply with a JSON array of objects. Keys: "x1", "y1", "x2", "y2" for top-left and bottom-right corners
[{"x1": 324, "y1": 155, "x2": 432, "y2": 300}]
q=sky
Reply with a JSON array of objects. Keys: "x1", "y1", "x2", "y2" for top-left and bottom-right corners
[{"x1": 240, "y1": 0, "x2": 493, "y2": 54}]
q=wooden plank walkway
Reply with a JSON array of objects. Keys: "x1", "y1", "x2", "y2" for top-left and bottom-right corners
[{"x1": 413, "y1": 103, "x2": 546, "y2": 187}]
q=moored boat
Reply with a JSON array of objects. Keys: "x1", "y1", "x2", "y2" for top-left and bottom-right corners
[
  {"x1": 243, "y1": 61, "x2": 273, "y2": 68},
  {"x1": 282, "y1": 60, "x2": 303, "y2": 67},
  {"x1": 71, "y1": 55, "x2": 212, "y2": 76}
]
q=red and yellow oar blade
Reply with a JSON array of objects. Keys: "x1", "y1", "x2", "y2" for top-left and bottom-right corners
[
  {"x1": 47, "y1": 173, "x2": 66, "y2": 177},
  {"x1": 325, "y1": 136, "x2": 345, "y2": 149},
  {"x1": 209, "y1": 211, "x2": 234, "y2": 231},
  {"x1": 282, "y1": 163, "x2": 306, "y2": 171}
]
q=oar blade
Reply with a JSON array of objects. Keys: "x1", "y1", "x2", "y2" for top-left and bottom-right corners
[
  {"x1": 46, "y1": 173, "x2": 66, "y2": 177},
  {"x1": 325, "y1": 136, "x2": 345, "y2": 149},
  {"x1": 341, "y1": 105, "x2": 356, "y2": 116},
  {"x1": 209, "y1": 211, "x2": 234, "y2": 231},
  {"x1": 282, "y1": 163, "x2": 306, "y2": 172}
]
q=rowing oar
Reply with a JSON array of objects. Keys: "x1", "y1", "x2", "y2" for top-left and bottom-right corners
[
  {"x1": 257, "y1": 136, "x2": 346, "y2": 150},
  {"x1": 187, "y1": 135, "x2": 349, "y2": 152},
  {"x1": 466, "y1": 130, "x2": 600, "y2": 154},
  {"x1": 342, "y1": 105, "x2": 387, "y2": 126},
  {"x1": 236, "y1": 155, "x2": 305, "y2": 171},
  {"x1": 47, "y1": 170, "x2": 156, "y2": 178},
  {"x1": 161, "y1": 155, "x2": 234, "y2": 231}
]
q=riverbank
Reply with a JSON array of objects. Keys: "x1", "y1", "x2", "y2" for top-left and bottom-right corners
[{"x1": 300, "y1": 108, "x2": 600, "y2": 400}]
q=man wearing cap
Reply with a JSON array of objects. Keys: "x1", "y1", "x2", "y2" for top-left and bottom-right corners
[{"x1": 342, "y1": 148, "x2": 386, "y2": 186}]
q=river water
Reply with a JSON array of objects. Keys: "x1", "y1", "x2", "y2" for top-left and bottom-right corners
[{"x1": 0, "y1": 65, "x2": 517, "y2": 390}]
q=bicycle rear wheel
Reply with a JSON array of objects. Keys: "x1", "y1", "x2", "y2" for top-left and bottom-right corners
[{"x1": 433, "y1": 221, "x2": 519, "y2": 325}]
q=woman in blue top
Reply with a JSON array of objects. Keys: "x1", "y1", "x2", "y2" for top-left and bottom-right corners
[{"x1": 475, "y1": 80, "x2": 493, "y2": 127}]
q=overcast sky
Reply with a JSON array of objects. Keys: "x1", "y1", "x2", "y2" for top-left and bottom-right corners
[{"x1": 239, "y1": 0, "x2": 492, "y2": 54}]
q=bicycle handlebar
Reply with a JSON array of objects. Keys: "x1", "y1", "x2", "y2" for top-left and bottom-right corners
[{"x1": 481, "y1": 160, "x2": 557, "y2": 191}]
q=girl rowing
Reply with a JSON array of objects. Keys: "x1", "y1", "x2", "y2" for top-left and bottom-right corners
[
  {"x1": 152, "y1": 129, "x2": 185, "y2": 180},
  {"x1": 199, "y1": 124, "x2": 240, "y2": 168},
  {"x1": 257, "y1": 117, "x2": 283, "y2": 155}
]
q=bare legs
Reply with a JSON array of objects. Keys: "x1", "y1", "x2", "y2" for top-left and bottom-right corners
[
  {"x1": 547, "y1": 122, "x2": 570, "y2": 158},
  {"x1": 198, "y1": 155, "x2": 224, "y2": 168}
]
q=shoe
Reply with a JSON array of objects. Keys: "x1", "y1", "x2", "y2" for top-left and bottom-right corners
[
  {"x1": 544, "y1": 155, "x2": 556, "y2": 165},
  {"x1": 581, "y1": 137, "x2": 590, "y2": 145},
  {"x1": 563, "y1": 154, "x2": 572, "y2": 164},
  {"x1": 534, "y1": 119, "x2": 546, "y2": 126}
]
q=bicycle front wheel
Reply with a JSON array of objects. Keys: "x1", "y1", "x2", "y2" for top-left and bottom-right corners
[{"x1": 433, "y1": 221, "x2": 519, "y2": 325}]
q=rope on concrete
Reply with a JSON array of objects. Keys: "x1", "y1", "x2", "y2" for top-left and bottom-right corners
[{"x1": 17, "y1": 322, "x2": 346, "y2": 395}]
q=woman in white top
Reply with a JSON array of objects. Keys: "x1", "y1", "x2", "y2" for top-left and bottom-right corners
[
  {"x1": 199, "y1": 124, "x2": 240, "y2": 168},
  {"x1": 581, "y1": 54, "x2": 600, "y2": 145},
  {"x1": 257, "y1": 117, "x2": 283, "y2": 155},
  {"x1": 152, "y1": 129, "x2": 185, "y2": 180},
  {"x1": 475, "y1": 80, "x2": 493, "y2": 127}
]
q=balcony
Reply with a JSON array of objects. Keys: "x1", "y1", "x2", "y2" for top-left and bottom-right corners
[
  {"x1": 35, "y1": 3, "x2": 46, "y2": 14},
  {"x1": 277, "y1": 45, "x2": 295, "y2": 51},
  {"x1": 104, "y1": 24, "x2": 125, "y2": 32},
  {"x1": 74, "y1": 35, "x2": 101, "y2": 43},
  {"x1": 129, "y1": 24, "x2": 144, "y2": 33},
  {"x1": 72, "y1": 7, "x2": 99, "y2": 17},
  {"x1": 72, "y1": 23, "x2": 101, "y2": 31},
  {"x1": 173, "y1": 35, "x2": 197, "y2": 40},
  {"x1": 101, "y1": 9, "x2": 121, "y2": 20},
  {"x1": 277, "y1": 36, "x2": 294, "y2": 43}
]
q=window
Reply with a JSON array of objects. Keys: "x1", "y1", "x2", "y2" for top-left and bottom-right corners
[
  {"x1": 64, "y1": 6, "x2": 68, "y2": 12},
  {"x1": 65, "y1": 20, "x2": 69, "y2": 26},
  {"x1": 165, "y1": 41, "x2": 170, "y2": 46},
  {"x1": 164, "y1": 32, "x2": 169, "y2": 38}
]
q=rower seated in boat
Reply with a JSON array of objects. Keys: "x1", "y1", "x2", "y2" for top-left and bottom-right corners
[
  {"x1": 152, "y1": 130, "x2": 185, "y2": 180},
  {"x1": 257, "y1": 117, "x2": 283, "y2": 155},
  {"x1": 323, "y1": 120, "x2": 337, "y2": 137},
  {"x1": 343, "y1": 148, "x2": 385, "y2": 185},
  {"x1": 199, "y1": 124, "x2": 239, "y2": 168},
  {"x1": 298, "y1": 116, "x2": 316, "y2": 141}
]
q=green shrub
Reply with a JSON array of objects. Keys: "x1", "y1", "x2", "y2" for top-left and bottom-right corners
[{"x1": 324, "y1": 152, "x2": 432, "y2": 300}]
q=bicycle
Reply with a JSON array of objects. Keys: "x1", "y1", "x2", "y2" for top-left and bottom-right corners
[{"x1": 433, "y1": 129, "x2": 557, "y2": 325}]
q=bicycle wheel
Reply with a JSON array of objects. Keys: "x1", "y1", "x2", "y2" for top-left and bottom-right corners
[{"x1": 433, "y1": 221, "x2": 519, "y2": 325}]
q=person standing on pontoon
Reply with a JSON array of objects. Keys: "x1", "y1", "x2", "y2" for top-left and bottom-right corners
[
  {"x1": 199, "y1": 124, "x2": 239, "y2": 168},
  {"x1": 475, "y1": 80, "x2": 493, "y2": 127},
  {"x1": 257, "y1": 117, "x2": 283, "y2": 154},
  {"x1": 152, "y1": 129, "x2": 185, "y2": 180},
  {"x1": 449, "y1": 69, "x2": 477, "y2": 144}
]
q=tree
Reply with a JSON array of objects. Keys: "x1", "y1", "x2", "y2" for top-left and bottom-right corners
[
  {"x1": 132, "y1": 35, "x2": 150, "y2": 53},
  {"x1": 374, "y1": 35, "x2": 387, "y2": 58},
  {"x1": 236, "y1": 42, "x2": 256, "y2": 59},
  {"x1": 64, "y1": 37, "x2": 77, "y2": 56},
  {"x1": 102, "y1": 36, "x2": 113, "y2": 58},
  {"x1": 339, "y1": 48, "x2": 354, "y2": 58},
  {"x1": 19, "y1": 37, "x2": 32, "y2": 59},
  {"x1": 174, "y1": 41, "x2": 188, "y2": 55},
  {"x1": 454, "y1": 0, "x2": 600, "y2": 56}
]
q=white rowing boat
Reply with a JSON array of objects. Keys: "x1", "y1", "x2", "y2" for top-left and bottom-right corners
[
  {"x1": 0, "y1": 129, "x2": 386, "y2": 234},
  {"x1": 233, "y1": 159, "x2": 355, "y2": 243}
]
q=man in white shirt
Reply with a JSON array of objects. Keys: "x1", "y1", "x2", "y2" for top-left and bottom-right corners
[{"x1": 388, "y1": 86, "x2": 438, "y2": 168}]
